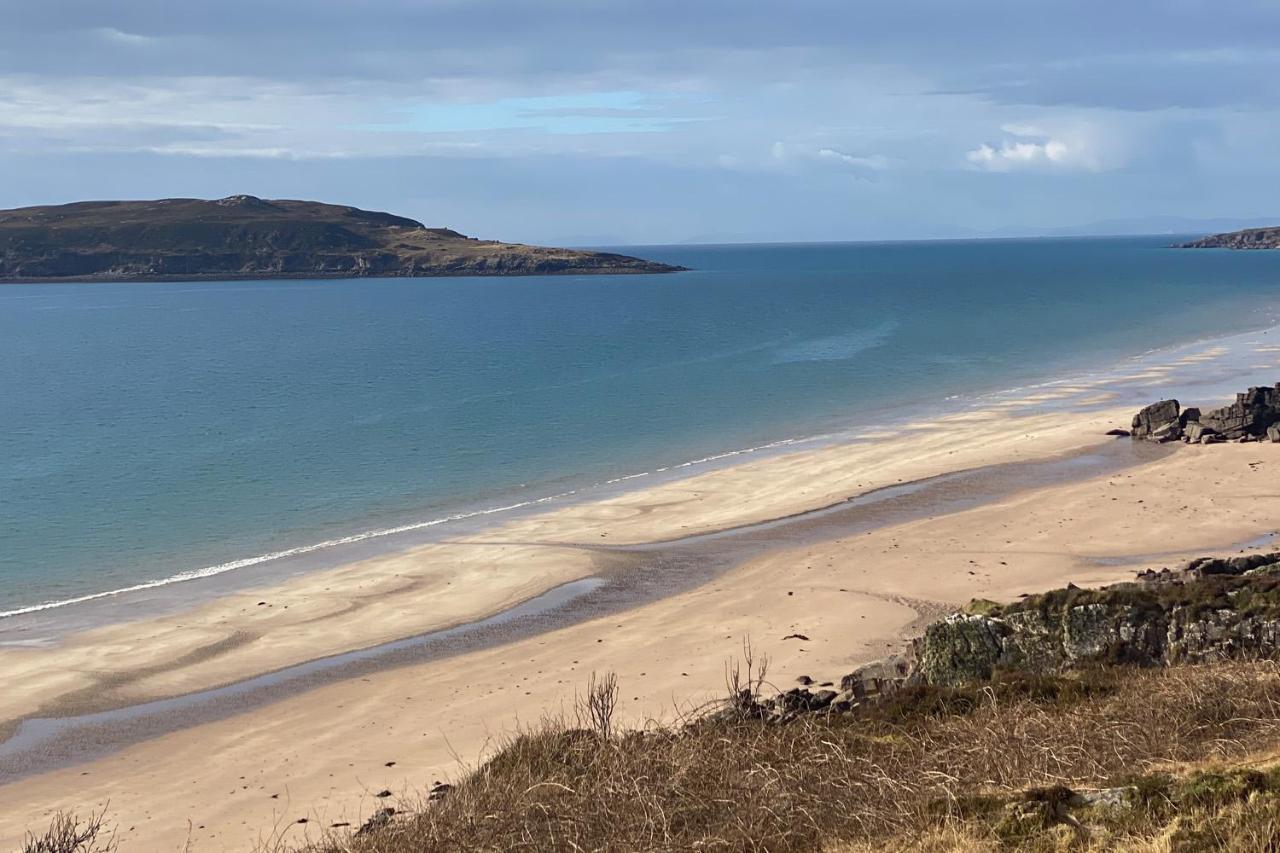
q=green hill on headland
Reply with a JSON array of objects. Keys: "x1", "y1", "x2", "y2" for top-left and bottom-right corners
[{"x1": 0, "y1": 195, "x2": 684, "y2": 282}]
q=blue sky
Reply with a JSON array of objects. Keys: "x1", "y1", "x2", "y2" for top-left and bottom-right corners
[{"x1": 1, "y1": 0, "x2": 1278, "y2": 244}]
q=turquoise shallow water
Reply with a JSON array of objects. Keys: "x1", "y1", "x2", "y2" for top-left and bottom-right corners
[{"x1": 2, "y1": 236, "x2": 1280, "y2": 618}]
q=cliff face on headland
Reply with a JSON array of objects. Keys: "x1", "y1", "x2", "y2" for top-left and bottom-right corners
[
  {"x1": 1179, "y1": 226, "x2": 1280, "y2": 249},
  {"x1": 0, "y1": 195, "x2": 685, "y2": 282}
]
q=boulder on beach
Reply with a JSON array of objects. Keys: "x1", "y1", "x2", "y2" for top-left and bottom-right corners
[
  {"x1": 1130, "y1": 399, "x2": 1180, "y2": 441},
  {"x1": 839, "y1": 656, "x2": 913, "y2": 698},
  {"x1": 1185, "y1": 422, "x2": 1217, "y2": 443},
  {"x1": 1129, "y1": 385, "x2": 1280, "y2": 443},
  {"x1": 1198, "y1": 385, "x2": 1280, "y2": 439}
]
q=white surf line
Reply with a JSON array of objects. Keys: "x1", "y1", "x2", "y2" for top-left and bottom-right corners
[{"x1": 0, "y1": 434, "x2": 829, "y2": 620}]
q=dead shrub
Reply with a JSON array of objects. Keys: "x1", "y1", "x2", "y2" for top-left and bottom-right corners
[
  {"x1": 576, "y1": 671, "x2": 619, "y2": 740},
  {"x1": 22, "y1": 811, "x2": 115, "y2": 853}
]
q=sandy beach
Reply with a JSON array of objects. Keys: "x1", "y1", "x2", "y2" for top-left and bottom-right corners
[
  {"x1": 2, "y1": 348, "x2": 1280, "y2": 849},
  {"x1": 0, "y1": 400, "x2": 1146, "y2": 729}
]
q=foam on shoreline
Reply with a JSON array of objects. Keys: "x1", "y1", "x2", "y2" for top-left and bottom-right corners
[{"x1": 0, "y1": 434, "x2": 822, "y2": 622}]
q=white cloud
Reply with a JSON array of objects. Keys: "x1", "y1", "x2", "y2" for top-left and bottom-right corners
[
  {"x1": 966, "y1": 124, "x2": 1104, "y2": 172},
  {"x1": 966, "y1": 139, "x2": 1070, "y2": 168},
  {"x1": 94, "y1": 27, "x2": 155, "y2": 46},
  {"x1": 765, "y1": 142, "x2": 890, "y2": 174},
  {"x1": 999, "y1": 122, "x2": 1045, "y2": 137},
  {"x1": 140, "y1": 145, "x2": 348, "y2": 160},
  {"x1": 816, "y1": 148, "x2": 890, "y2": 170}
]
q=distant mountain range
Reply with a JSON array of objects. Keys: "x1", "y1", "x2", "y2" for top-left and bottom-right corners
[
  {"x1": 0, "y1": 196, "x2": 684, "y2": 282},
  {"x1": 663, "y1": 216, "x2": 1280, "y2": 247},
  {"x1": 999, "y1": 216, "x2": 1280, "y2": 240}
]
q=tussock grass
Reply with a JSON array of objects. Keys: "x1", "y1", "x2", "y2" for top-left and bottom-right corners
[{"x1": 283, "y1": 661, "x2": 1280, "y2": 852}]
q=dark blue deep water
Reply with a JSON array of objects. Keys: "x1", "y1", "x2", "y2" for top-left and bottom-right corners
[{"x1": 3, "y1": 237, "x2": 1280, "y2": 615}]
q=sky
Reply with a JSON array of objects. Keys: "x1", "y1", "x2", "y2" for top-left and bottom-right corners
[{"x1": 1, "y1": 0, "x2": 1278, "y2": 245}]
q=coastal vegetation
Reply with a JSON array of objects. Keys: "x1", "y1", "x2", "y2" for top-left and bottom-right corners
[
  {"x1": 0, "y1": 196, "x2": 684, "y2": 282},
  {"x1": 31, "y1": 659, "x2": 1280, "y2": 851},
  {"x1": 275, "y1": 663, "x2": 1280, "y2": 851}
]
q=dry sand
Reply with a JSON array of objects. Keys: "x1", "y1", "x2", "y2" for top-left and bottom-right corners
[{"x1": 2, "y1": 381, "x2": 1280, "y2": 849}]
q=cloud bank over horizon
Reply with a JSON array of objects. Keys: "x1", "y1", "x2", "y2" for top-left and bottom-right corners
[{"x1": 1, "y1": 1, "x2": 1277, "y2": 244}]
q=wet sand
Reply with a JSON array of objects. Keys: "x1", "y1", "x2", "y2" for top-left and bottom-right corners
[
  {"x1": 0, "y1": 402, "x2": 1146, "y2": 734},
  {"x1": 0, "y1": 437, "x2": 1168, "y2": 783}
]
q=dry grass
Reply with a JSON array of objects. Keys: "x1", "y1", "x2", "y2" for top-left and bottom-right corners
[{"x1": 277, "y1": 661, "x2": 1280, "y2": 852}]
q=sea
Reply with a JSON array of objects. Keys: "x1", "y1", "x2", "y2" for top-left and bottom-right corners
[{"x1": 2, "y1": 236, "x2": 1280, "y2": 627}]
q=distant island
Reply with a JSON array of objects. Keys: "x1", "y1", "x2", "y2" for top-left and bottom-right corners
[
  {"x1": 1179, "y1": 225, "x2": 1280, "y2": 249},
  {"x1": 0, "y1": 196, "x2": 685, "y2": 282}
]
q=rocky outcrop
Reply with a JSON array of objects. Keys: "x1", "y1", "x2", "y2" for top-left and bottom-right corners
[
  {"x1": 916, "y1": 615, "x2": 1010, "y2": 685},
  {"x1": 915, "y1": 551, "x2": 1280, "y2": 686},
  {"x1": 1130, "y1": 399, "x2": 1182, "y2": 441},
  {"x1": 1180, "y1": 227, "x2": 1280, "y2": 250},
  {"x1": 1129, "y1": 386, "x2": 1280, "y2": 443},
  {"x1": 1198, "y1": 386, "x2": 1280, "y2": 439},
  {"x1": 730, "y1": 550, "x2": 1280, "y2": 724},
  {"x1": 745, "y1": 550, "x2": 1280, "y2": 723}
]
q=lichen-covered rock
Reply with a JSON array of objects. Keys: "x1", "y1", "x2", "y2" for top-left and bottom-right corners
[
  {"x1": 999, "y1": 607, "x2": 1070, "y2": 672},
  {"x1": 1063, "y1": 602, "x2": 1123, "y2": 659},
  {"x1": 898, "y1": 553, "x2": 1280, "y2": 687},
  {"x1": 1165, "y1": 609, "x2": 1280, "y2": 663},
  {"x1": 831, "y1": 551, "x2": 1280, "y2": 709},
  {"x1": 918, "y1": 614, "x2": 1010, "y2": 686}
]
